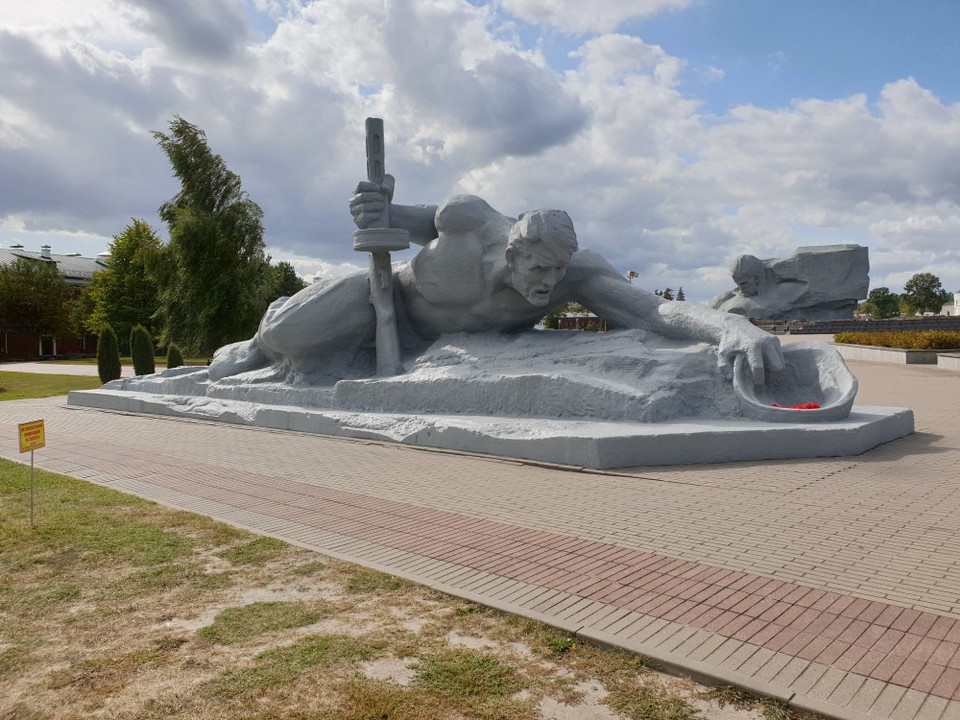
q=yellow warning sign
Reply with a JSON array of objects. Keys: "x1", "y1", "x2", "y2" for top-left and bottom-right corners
[{"x1": 18, "y1": 419, "x2": 45, "y2": 453}]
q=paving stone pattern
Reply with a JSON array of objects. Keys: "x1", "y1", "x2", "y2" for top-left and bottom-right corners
[{"x1": 1, "y1": 359, "x2": 959, "y2": 720}]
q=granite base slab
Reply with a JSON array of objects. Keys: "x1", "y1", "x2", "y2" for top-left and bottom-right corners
[{"x1": 67, "y1": 389, "x2": 914, "y2": 469}]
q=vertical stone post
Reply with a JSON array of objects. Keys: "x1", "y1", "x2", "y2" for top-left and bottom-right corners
[{"x1": 352, "y1": 118, "x2": 410, "y2": 376}]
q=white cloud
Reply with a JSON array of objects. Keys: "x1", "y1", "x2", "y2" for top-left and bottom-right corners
[
  {"x1": 1, "y1": 0, "x2": 959, "y2": 303},
  {"x1": 118, "y1": 0, "x2": 251, "y2": 63},
  {"x1": 270, "y1": 253, "x2": 366, "y2": 283},
  {"x1": 871, "y1": 211, "x2": 960, "y2": 244},
  {"x1": 496, "y1": 0, "x2": 694, "y2": 34}
]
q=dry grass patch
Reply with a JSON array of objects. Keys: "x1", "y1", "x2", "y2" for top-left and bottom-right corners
[
  {"x1": 202, "y1": 633, "x2": 379, "y2": 698},
  {"x1": 1, "y1": 459, "x2": 792, "y2": 720},
  {"x1": 320, "y1": 677, "x2": 452, "y2": 720},
  {"x1": 345, "y1": 566, "x2": 413, "y2": 594},
  {"x1": 197, "y1": 601, "x2": 326, "y2": 645},
  {"x1": 215, "y1": 536, "x2": 289, "y2": 566}
]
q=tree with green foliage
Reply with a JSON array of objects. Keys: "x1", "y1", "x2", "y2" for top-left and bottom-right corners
[
  {"x1": 166, "y1": 344, "x2": 184, "y2": 369},
  {"x1": 542, "y1": 308, "x2": 561, "y2": 329},
  {"x1": 0, "y1": 258, "x2": 73, "y2": 341},
  {"x1": 899, "y1": 295, "x2": 918, "y2": 317},
  {"x1": 655, "y1": 288, "x2": 674, "y2": 300},
  {"x1": 85, "y1": 219, "x2": 162, "y2": 353},
  {"x1": 269, "y1": 261, "x2": 307, "y2": 301},
  {"x1": 150, "y1": 116, "x2": 273, "y2": 356},
  {"x1": 866, "y1": 287, "x2": 901, "y2": 318},
  {"x1": 541, "y1": 301, "x2": 578, "y2": 329},
  {"x1": 856, "y1": 300, "x2": 880, "y2": 318},
  {"x1": 97, "y1": 325, "x2": 122, "y2": 383},
  {"x1": 676, "y1": 287, "x2": 685, "y2": 302},
  {"x1": 68, "y1": 284, "x2": 97, "y2": 340},
  {"x1": 902, "y1": 273, "x2": 952, "y2": 315},
  {"x1": 130, "y1": 324, "x2": 155, "y2": 375}
]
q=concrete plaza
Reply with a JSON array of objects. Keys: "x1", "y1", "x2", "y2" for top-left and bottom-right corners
[{"x1": 1, "y1": 351, "x2": 959, "y2": 720}]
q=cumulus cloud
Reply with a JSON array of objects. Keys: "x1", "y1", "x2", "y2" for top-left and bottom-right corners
[
  {"x1": 0, "y1": 0, "x2": 593, "y2": 269},
  {"x1": 118, "y1": 0, "x2": 251, "y2": 62},
  {"x1": 460, "y1": 55, "x2": 960, "y2": 298},
  {"x1": 1, "y1": 0, "x2": 959, "y2": 300},
  {"x1": 276, "y1": 256, "x2": 366, "y2": 284},
  {"x1": 0, "y1": 28, "x2": 179, "y2": 236},
  {"x1": 372, "y1": 0, "x2": 589, "y2": 165},
  {"x1": 496, "y1": 0, "x2": 694, "y2": 34}
]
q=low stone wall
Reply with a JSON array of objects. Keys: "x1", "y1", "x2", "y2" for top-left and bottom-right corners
[
  {"x1": 835, "y1": 343, "x2": 960, "y2": 368},
  {"x1": 834, "y1": 344, "x2": 941, "y2": 364},
  {"x1": 939, "y1": 354, "x2": 960, "y2": 371}
]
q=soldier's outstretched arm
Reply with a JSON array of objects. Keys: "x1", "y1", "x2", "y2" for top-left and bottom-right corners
[{"x1": 568, "y1": 251, "x2": 783, "y2": 386}]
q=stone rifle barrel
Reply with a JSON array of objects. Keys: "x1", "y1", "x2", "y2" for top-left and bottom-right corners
[
  {"x1": 352, "y1": 117, "x2": 410, "y2": 377},
  {"x1": 366, "y1": 117, "x2": 385, "y2": 189}
]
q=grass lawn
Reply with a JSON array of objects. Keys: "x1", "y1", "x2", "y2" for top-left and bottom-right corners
[
  {"x1": 0, "y1": 460, "x2": 781, "y2": 720},
  {"x1": 0, "y1": 371, "x2": 103, "y2": 401}
]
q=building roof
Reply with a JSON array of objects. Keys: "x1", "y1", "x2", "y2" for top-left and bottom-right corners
[{"x1": 0, "y1": 247, "x2": 108, "y2": 285}]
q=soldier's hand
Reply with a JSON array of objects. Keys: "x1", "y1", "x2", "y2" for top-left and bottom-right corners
[
  {"x1": 717, "y1": 324, "x2": 784, "y2": 387},
  {"x1": 349, "y1": 175, "x2": 396, "y2": 229},
  {"x1": 379, "y1": 174, "x2": 395, "y2": 202}
]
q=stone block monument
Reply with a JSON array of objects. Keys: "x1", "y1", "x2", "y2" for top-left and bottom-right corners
[{"x1": 708, "y1": 245, "x2": 869, "y2": 322}]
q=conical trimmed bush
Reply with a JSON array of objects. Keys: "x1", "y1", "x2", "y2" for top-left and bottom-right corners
[
  {"x1": 97, "y1": 326, "x2": 122, "y2": 384},
  {"x1": 130, "y1": 324, "x2": 156, "y2": 376},
  {"x1": 166, "y1": 344, "x2": 184, "y2": 370}
]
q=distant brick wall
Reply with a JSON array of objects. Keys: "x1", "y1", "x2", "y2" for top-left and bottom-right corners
[
  {"x1": 559, "y1": 315, "x2": 608, "y2": 330},
  {"x1": 1, "y1": 331, "x2": 97, "y2": 360}
]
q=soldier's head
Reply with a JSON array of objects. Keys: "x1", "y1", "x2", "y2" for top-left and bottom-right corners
[
  {"x1": 505, "y1": 209, "x2": 578, "y2": 306},
  {"x1": 732, "y1": 255, "x2": 764, "y2": 297}
]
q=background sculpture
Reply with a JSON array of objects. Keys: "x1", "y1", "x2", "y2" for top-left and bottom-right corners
[{"x1": 708, "y1": 244, "x2": 869, "y2": 322}]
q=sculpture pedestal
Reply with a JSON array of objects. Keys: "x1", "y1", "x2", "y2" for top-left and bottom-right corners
[
  {"x1": 67, "y1": 388, "x2": 912, "y2": 469},
  {"x1": 68, "y1": 331, "x2": 914, "y2": 468}
]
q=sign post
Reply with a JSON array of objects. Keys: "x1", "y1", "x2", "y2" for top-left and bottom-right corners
[{"x1": 18, "y1": 419, "x2": 45, "y2": 528}]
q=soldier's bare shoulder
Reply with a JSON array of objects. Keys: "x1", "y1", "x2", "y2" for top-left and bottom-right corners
[{"x1": 435, "y1": 195, "x2": 513, "y2": 236}]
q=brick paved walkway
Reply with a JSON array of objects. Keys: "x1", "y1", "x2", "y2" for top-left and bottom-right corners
[{"x1": 1, "y1": 357, "x2": 958, "y2": 720}]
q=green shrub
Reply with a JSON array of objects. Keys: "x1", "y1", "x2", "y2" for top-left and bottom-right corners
[
  {"x1": 130, "y1": 324, "x2": 156, "y2": 376},
  {"x1": 166, "y1": 344, "x2": 184, "y2": 369},
  {"x1": 834, "y1": 330, "x2": 960, "y2": 349},
  {"x1": 97, "y1": 326, "x2": 122, "y2": 384}
]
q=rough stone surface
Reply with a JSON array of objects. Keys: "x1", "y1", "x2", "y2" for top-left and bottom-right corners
[
  {"x1": 67, "y1": 382, "x2": 912, "y2": 468},
  {"x1": 82, "y1": 332, "x2": 858, "y2": 426},
  {"x1": 709, "y1": 245, "x2": 869, "y2": 322}
]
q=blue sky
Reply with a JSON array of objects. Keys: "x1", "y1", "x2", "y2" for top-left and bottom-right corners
[
  {"x1": 521, "y1": 0, "x2": 960, "y2": 113},
  {"x1": 1, "y1": 0, "x2": 959, "y2": 300},
  {"x1": 632, "y1": 0, "x2": 960, "y2": 113}
]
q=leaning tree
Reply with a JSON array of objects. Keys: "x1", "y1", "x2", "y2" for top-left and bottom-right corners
[{"x1": 151, "y1": 116, "x2": 273, "y2": 356}]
